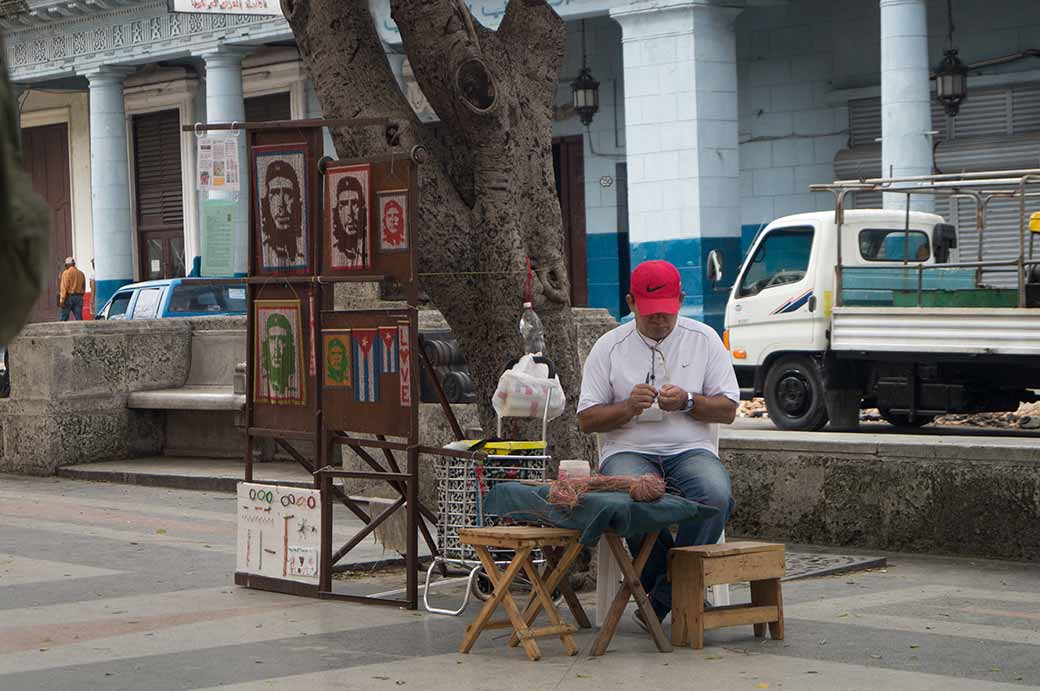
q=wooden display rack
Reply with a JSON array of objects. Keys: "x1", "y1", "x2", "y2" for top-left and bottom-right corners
[{"x1": 187, "y1": 118, "x2": 481, "y2": 608}]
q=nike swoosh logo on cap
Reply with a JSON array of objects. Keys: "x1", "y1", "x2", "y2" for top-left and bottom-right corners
[{"x1": 646, "y1": 284, "x2": 667, "y2": 293}]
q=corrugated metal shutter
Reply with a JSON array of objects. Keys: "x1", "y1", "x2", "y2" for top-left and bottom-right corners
[
  {"x1": 1013, "y1": 85, "x2": 1040, "y2": 133},
  {"x1": 841, "y1": 82, "x2": 1040, "y2": 277},
  {"x1": 934, "y1": 133, "x2": 1040, "y2": 173},
  {"x1": 951, "y1": 89, "x2": 1012, "y2": 138},
  {"x1": 851, "y1": 191, "x2": 882, "y2": 209},
  {"x1": 133, "y1": 109, "x2": 183, "y2": 232},
  {"x1": 849, "y1": 98, "x2": 881, "y2": 146},
  {"x1": 952, "y1": 196, "x2": 1031, "y2": 287},
  {"x1": 244, "y1": 92, "x2": 292, "y2": 123}
]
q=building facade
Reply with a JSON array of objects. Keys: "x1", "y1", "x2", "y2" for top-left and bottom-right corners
[{"x1": 5, "y1": 0, "x2": 1040, "y2": 329}]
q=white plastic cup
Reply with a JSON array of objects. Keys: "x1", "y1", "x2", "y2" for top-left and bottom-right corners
[{"x1": 558, "y1": 459, "x2": 591, "y2": 481}]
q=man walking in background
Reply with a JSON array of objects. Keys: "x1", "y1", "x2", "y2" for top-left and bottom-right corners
[{"x1": 59, "y1": 256, "x2": 85, "y2": 321}]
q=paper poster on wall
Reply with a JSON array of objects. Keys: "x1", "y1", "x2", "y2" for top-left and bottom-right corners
[
  {"x1": 197, "y1": 136, "x2": 240, "y2": 192},
  {"x1": 200, "y1": 199, "x2": 236, "y2": 277},
  {"x1": 236, "y1": 483, "x2": 321, "y2": 584}
]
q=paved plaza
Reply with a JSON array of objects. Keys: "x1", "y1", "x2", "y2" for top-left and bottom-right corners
[{"x1": 1, "y1": 475, "x2": 1038, "y2": 690}]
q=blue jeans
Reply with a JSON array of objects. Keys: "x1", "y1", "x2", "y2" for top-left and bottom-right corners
[
  {"x1": 600, "y1": 448, "x2": 734, "y2": 619},
  {"x1": 60, "y1": 294, "x2": 83, "y2": 321}
]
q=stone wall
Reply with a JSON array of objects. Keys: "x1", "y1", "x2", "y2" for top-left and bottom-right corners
[
  {"x1": 0, "y1": 319, "x2": 191, "y2": 474},
  {"x1": 722, "y1": 432, "x2": 1040, "y2": 561}
]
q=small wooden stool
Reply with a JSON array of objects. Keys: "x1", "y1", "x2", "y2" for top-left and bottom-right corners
[
  {"x1": 457, "y1": 527, "x2": 587, "y2": 661},
  {"x1": 669, "y1": 541, "x2": 785, "y2": 649}
]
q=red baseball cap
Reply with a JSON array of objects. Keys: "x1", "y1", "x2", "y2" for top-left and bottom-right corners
[{"x1": 630, "y1": 260, "x2": 682, "y2": 315}]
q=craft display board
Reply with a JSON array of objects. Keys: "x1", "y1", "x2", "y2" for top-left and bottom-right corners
[
  {"x1": 321, "y1": 309, "x2": 417, "y2": 439},
  {"x1": 183, "y1": 116, "x2": 465, "y2": 611},
  {"x1": 236, "y1": 483, "x2": 322, "y2": 591},
  {"x1": 321, "y1": 156, "x2": 417, "y2": 283}
]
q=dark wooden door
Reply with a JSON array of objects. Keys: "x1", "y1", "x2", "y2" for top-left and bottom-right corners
[
  {"x1": 22, "y1": 122, "x2": 72, "y2": 323},
  {"x1": 552, "y1": 135, "x2": 588, "y2": 307},
  {"x1": 133, "y1": 109, "x2": 185, "y2": 280}
]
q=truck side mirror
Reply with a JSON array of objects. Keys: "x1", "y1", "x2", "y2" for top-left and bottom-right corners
[
  {"x1": 932, "y1": 223, "x2": 957, "y2": 263},
  {"x1": 706, "y1": 249, "x2": 724, "y2": 284}
]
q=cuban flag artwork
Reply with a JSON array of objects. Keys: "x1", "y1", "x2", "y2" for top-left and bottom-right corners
[
  {"x1": 379, "y1": 327, "x2": 399, "y2": 374},
  {"x1": 399, "y1": 324, "x2": 412, "y2": 407},
  {"x1": 352, "y1": 329, "x2": 380, "y2": 403}
]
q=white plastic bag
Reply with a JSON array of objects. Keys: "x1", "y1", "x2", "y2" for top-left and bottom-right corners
[{"x1": 492, "y1": 354, "x2": 566, "y2": 421}]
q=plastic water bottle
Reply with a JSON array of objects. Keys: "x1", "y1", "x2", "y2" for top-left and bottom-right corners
[{"x1": 519, "y1": 302, "x2": 545, "y2": 355}]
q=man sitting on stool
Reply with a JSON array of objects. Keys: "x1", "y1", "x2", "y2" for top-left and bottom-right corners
[{"x1": 577, "y1": 259, "x2": 739, "y2": 630}]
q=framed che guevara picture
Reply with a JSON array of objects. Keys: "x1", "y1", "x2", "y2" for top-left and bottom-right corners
[
  {"x1": 322, "y1": 329, "x2": 352, "y2": 389},
  {"x1": 254, "y1": 299, "x2": 306, "y2": 406},
  {"x1": 377, "y1": 189, "x2": 408, "y2": 253},
  {"x1": 251, "y1": 142, "x2": 311, "y2": 275},
  {"x1": 325, "y1": 163, "x2": 371, "y2": 271}
]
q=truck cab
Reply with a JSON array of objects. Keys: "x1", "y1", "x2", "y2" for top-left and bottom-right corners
[{"x1": 722, "y1": 208, "x2": 1039, "y2": 431}]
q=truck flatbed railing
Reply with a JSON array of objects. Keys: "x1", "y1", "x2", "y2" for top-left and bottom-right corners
[{"x1": 808, "y1": 170, "x2": 1040, "y2": 308}]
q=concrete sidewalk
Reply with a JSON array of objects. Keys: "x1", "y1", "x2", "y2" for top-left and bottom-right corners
[
  {"x1": 57, "y1": 456, "x2": 314, "y2": 493},
  {"x1": 1, "y1": 475, "x2": 1039, "y2": 690}
]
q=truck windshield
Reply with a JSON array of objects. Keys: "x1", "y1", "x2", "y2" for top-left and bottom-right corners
[
  {"x1": 859, "y1": 229, "x2": 930, "y2": 262},
  {"x1": 738, "y1": 227, "x2": 814, "y2": 297}
]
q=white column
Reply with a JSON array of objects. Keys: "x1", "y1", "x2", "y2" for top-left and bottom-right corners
[
  {"x1": 611, "y1": 0, "x2": 742, "y2": 330},
  {"x1": 85, "y1": 66, "x2": 135, "y2": 308},
  {"x1": 202, "y1": 48, "x2": 251, "y2": 275},
  {"x1": 880, "y1": 0, "x2": 934, "y2": 212}
]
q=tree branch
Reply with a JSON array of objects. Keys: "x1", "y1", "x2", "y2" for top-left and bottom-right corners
[{"x1": 281, "y1": 0, "x2": 474, "y2": 279}]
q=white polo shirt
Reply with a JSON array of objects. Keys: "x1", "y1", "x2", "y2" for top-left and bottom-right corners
[{"x1": 578, "y1": 318, "x2": 739, "y2": 460}]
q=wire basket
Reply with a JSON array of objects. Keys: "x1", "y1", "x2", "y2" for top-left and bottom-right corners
[{"x1": 435, "y1": 440, "x2": 549, "y2": 563}]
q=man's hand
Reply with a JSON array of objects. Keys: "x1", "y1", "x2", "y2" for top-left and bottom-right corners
[
  {"x1": 625, "y1": 384, "x2": 658, "y2": 417},
  {"x1": 657, "y1": 384, "x2": 688, "y2": 412}
]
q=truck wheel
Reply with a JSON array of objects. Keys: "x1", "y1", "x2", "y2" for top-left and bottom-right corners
[
  {"x1": 764, "y1": 356, "x2": 829, "y2": 431},
  {"x1": 878, "y1": 407, "x2": 934, "y2": 428}
]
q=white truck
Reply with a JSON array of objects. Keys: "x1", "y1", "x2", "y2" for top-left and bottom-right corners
[{"x1": 713, "y1": 171, "x2": 1040, "y2": 431}]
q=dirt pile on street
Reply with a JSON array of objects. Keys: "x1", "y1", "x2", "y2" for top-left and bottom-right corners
[{"x1": 740, "y1": 399, "x2": 1040, "y2": 429}]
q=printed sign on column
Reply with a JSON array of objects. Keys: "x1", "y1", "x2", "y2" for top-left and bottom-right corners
[
  {"x1": 353, "y1": 329, "x2": 380, "y2": 403},
  {"x1": 399, "y1": 324, "x2": 412, "y2": 407},
  {"x1": 197, "y1": 136, "x2": 240, "y2": 192},
  {"x1": 379, "y1": 327, "x2": 399, "y2": 373}
]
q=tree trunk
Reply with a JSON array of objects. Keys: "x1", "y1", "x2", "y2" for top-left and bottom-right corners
[{"x1": 283, "y1": 0, "x2": 596, "y2": 463}]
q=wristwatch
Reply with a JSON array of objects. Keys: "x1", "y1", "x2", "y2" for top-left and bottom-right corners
[{"x1": 681, "y1": 391, "x2": 695, "y2": 412}]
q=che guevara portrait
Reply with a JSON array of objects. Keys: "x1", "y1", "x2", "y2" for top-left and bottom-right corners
[
  {"x1": 378, "y1": 189, "x2": 408, "y2": 252},
  {"x1": 252, "y1": 143, "x2": 310, "y2": 273},
  {"x1": 322, "y1": 330, "x2": 352, "y2": 388},
  {"x1": 254, "y1": 300, "x2": 306, "y2": 405},
  {"x1": 325, "y1": 163, "x2": 371, "y2": 270}
]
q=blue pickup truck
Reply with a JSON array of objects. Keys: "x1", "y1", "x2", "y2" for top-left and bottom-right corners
[{"x1": 96, "y1": 278, "x2": 247, "y2": 320}]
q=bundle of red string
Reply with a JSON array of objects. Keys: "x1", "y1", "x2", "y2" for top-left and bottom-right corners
[{"x1": 547, "y1": 474, "x2": 666, "y2": 509}]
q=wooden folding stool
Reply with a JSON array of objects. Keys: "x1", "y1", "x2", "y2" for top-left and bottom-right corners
[
  {"x1": 590, "y1": 531, "x2": 673, "y2": 656},
  {"x1": 457, "y1": 527, "x2": 588, "y2": 661}
]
